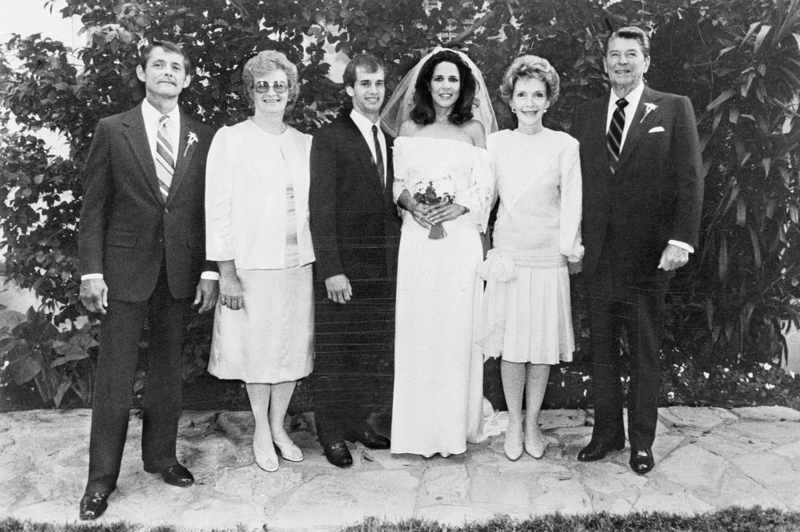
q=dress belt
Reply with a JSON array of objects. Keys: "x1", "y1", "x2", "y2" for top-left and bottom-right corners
[{"x1": 477, "y1": 248, "x2": 567, "y2": 282}]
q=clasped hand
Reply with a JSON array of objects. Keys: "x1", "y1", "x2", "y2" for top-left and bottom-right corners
[{"x1": 410, "y1": 201, "x2": 466, "y2": 229}]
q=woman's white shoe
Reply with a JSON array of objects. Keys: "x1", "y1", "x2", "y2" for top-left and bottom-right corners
[
  {"x1": 273, "y1": 439, "x2": 304, "y2": 462},
  {"x1": 253, "y1": 442, "x2": 279, "y2": 472}
]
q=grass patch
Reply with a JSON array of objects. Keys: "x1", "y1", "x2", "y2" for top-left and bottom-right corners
[{"x1": 3, "y1": 508, "x2": 800, "y2": 531}]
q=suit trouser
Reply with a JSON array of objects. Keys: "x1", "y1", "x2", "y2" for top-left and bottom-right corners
[
  {"x1": 313, "y1": 277, "x2": 394, "y2": 446},
  {"x1": 86, "y1": 266, "x2": 188, "y2": 493},
  {"x1": 586, "y1": 261, "x2": 668, "y2": 451}
]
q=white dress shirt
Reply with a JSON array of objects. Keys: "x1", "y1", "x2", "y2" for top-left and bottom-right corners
[{"x1": 350, "y1": 109, "x2": 387, "y2": 183}]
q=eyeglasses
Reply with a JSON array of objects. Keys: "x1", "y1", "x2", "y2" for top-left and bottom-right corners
[{"x1": 254, "y1": 80, "x2": 289, "y2": 94}]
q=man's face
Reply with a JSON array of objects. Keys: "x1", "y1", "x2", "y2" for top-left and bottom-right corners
[
  {"x1": 136, "y1": 46, "x2": 190, "y2": 99},
  {"x1": 604, "y1": 37, "x2": 650, "y2": 93},
  {"x1": 346, "y1": 66, "x2": 385, "y2": 119}
]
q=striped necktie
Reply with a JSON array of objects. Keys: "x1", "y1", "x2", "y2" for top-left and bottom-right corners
[
  {"x1": 372, "y1": 125, "x2": 385, "y2": 186},
  {"x1": 155, "y1": 114, "x2": 175, "y2": 202},
  {"x1": 606, "y1": 98, "x2": 628, "y2": 172}
]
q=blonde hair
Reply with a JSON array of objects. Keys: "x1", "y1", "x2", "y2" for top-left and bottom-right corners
[
  {"x1": 242, "y1": 50, "x2": 300, "y2": 105},
  {"x1": 499, "y1": 55, "x2": 560, "y2": 104}
]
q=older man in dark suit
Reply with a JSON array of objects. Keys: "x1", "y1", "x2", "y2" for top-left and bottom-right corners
[
  {"x1": 572, "y1": 26, "x2": 704, "y2": 474},
  {"x1": 309, "y1": 52, "x2": 402, "y2": 468},
  {"x1": 77, "y1": 40, "x2": 217, "y2": 519}
]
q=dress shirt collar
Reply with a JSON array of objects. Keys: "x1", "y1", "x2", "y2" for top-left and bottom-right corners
[
  {"x1": 141, "y1": 98, "x2": 180, "y2": 128},
  {"x1": 349, "y1": 108, "x2": 381, "y2": 135},
  {"x1": 606, "y1": 82, "x2": 645, "y2": 145}
]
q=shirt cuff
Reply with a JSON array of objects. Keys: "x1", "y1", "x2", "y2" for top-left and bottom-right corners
[
  {"x1": 201, "y1": 271, "x2": 220, "y2": 281},
  {"x1": 668, "y1": 240, "x2": 694, "y2": 253},
  {"x1": 81, "y1": 273, "x2": 104, "y2": 280}
]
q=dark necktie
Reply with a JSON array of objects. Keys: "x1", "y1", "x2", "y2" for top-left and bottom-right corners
[
  {"x1": 372, "y1": 124, "x2": 385, "y2": 186},
  {"x1": 606, "y1": 98, "x2": 628, "y2": 172}
]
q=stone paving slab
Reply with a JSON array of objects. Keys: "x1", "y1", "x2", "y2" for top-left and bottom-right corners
[{"x1": 2, "y1": 406, "x2": 800, "y2": 530}]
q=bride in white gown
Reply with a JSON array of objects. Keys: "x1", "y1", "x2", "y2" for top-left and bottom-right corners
[{"x1": 381, "y1": 49, "x2": 497, "y2": 457}]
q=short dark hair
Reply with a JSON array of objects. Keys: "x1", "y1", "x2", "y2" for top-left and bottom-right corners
[
  {"x1": 343, "y1": 53, "x2": 385, "y2": 87},
  {"x1": 410, "y1": 50, "x2": 476, "y2": 127},
  {"x1": 139, "y1": 40, "x2": 192, "y2": 72},
  {"x1": 604, "y1": 26, "x2": 650, "y2": 58}
]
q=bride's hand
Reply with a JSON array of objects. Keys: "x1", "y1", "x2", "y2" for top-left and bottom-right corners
[
  {"x1": 429, "y1": 203, "x2": 467, "y2": 224},
  {"x1": 409, "y1": 201, "x2": 433, "y2": 229}
]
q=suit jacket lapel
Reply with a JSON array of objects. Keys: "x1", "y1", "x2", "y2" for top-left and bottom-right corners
[
  {"x1": 345, "y1": 116, "x2": 385, "y2": 197},
  {"x1": 383, "y1": 132, "x2": 395, "y2": 206},
  {"x1": 617, "y1": 86, "x2": 661, "y2": 171},
  {"x1": 589, "y1": 97, "x2": 613, "y2": 178},
  {"x1": 122, "y1": 104, "x2": 164, "y2": 205},
  {"x1": 169, "y1": 113, "x2": 195, "y2": 204}
]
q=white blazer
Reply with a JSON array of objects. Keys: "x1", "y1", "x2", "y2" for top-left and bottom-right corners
[{"x1": 205, "y1": 120, "x2": 315, "y2": 269}]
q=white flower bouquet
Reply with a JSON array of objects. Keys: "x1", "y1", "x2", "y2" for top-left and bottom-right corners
[{"x1": 413, "y1": 176, "x2": 456, "y2": 239}]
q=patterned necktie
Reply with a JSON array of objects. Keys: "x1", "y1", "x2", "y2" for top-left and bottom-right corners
[
  {"x1": 372, "y1": 124, "x2": 385, "y2": 186},
  {"x1": 155, "y1": 114, "x2": 175, "y2": 202},
  {"x1": 606, "y1": 98, "x2": 628, "y2": 172}
]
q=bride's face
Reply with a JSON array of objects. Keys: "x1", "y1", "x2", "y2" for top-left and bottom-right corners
[{"x1": 429, "y1": 61, "x2": 460, "y2": 110}]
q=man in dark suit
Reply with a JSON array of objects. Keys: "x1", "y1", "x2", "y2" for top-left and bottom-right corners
[
  {"x1": 309, "y1": 53, "x2": 402, "y2": 467},
  {"x1": 572, "y1": 27, "x2": 703, "y2": 474},
  {"x1": 77, "y1": 40, "x2": 218, "y2": 519}
]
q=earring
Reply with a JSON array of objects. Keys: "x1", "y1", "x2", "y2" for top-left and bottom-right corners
[{"x1": 510, "y1": 107, "x2": 516, "y2": 112}]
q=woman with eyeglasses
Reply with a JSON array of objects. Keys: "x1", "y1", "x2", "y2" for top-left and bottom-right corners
[{"x1": 205, "y1": 50, "x2": 314, "y2": 472}]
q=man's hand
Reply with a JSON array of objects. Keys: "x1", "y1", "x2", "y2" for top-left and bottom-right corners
[
  {"x1": 325, "y1": 274, "x2": 352, "y2": 304},
  {"x1": 219, "y1": 272, "x2": 244, "y2": 310},
  {"x1": 194, "y1": 278, "x2": 219, "y2": 313},
  {"x1": 80, "y1": 278, "x2": 108, "y2": 315},
  {"x1": 658, "y1": 243, "x2": 690, "y2": 271},
  {"x1": 568, "y1": 260, "x2": 583, "y2": 275}
]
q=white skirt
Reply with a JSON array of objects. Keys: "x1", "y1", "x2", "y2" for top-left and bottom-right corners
[{"x1": 208, "y1": 264, "x2": 314, "y2": 383}]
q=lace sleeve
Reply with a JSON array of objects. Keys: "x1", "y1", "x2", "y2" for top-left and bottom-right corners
[
  {"x1": 454, "y1": 147, "x2": 494, "y2": 232},
  {"x1": 392, "y1": 140, "x2": 410, "y2": 204}
]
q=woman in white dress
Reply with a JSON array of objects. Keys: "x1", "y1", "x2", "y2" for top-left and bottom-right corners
[
  {"x1": 478, "y1": 55, "x2": 583, "y2": 460},
  {"x1": 382, "y1": 49, "x2": 496, "y2": 457},
  {"x1": 205, "y1": 51, "x2": 314, "y2": 472}
]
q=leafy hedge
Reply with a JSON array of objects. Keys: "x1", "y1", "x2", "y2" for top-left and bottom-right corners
[{"x1": 1, "y1": 0, "x2": 800, "y2": 408}]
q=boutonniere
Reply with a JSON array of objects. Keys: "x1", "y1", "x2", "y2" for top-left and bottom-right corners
[
  {"x1": 640, "y1": 103, "x2": 658, "y2": 123},
  {"x1": 184, "y1": 132, "x2": 198, "y2": 156}
]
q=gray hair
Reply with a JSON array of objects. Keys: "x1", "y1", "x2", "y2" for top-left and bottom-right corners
[
  {"x1": 499, "y1": 55, "x2": 560, "y2": 104},
  {"x1": 242, "y1": 50, "x2": 300, "y2": 106}
]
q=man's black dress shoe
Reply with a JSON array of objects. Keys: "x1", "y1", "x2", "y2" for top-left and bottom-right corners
[
  {"x1": 79, "y1": 491, "x2": 109, "y2": 521},
  {"x1": 144, "y1": 463, "x2": 195, "y2": 487},
  {"x1": 346, "y1": 427, "x2": 390, "y2": 449},
  {"x1": 577, "y1": 440, "x2": 625, "y2": 462},
  {"x1": 630, "y1": 448, "x2": 655, "y2": 474},
  {"x1": 323, "y1": 441, "x2": 353, "y2": 468}
]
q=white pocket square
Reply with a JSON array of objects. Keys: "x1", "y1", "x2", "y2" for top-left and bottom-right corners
[{"x1": 649, "y1": 126, "x2": 665, "y2": 133}]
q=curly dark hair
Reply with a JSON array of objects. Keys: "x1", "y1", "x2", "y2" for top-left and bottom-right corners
[{"x1": 409, "y1": 50, "x2": 476, "y2": 126}]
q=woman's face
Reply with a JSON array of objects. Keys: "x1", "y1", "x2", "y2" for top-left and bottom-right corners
[
  {"x1": 429, "y1": 61, "x2": 461, "y2": 110},
  {"x1": 252, "y1": 69, "x2": 290, "y2": 117},
  {"x1": 511, "y1": 76, "x2": 550, "y2": 132}
]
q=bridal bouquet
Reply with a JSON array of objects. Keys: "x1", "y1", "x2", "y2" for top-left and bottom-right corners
[{"x1": 413, "y1": 176, "x2": 456, "y2": 239}]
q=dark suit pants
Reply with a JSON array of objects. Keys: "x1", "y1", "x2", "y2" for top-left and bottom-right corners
[
  {"x1": 586, "y1": 264, "x2": 668, "y2": 451},
  {"x1": 313, "y1": 278, "x2": 394, "y2": 446},
  {"x1": 86, "y1": 268, "x2": 189, "y2": 493}
]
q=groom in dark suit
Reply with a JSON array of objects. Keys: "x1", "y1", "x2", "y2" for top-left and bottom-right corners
[
  {"x1": 77, "y1": 40, "x2": 217, "y2": 519},
  {"x1": 309, "y1": 53, "x2": 401, "y2": 467},
  {"x1": 572, "y1": 27, "x2": 703, "y2": 474}
]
